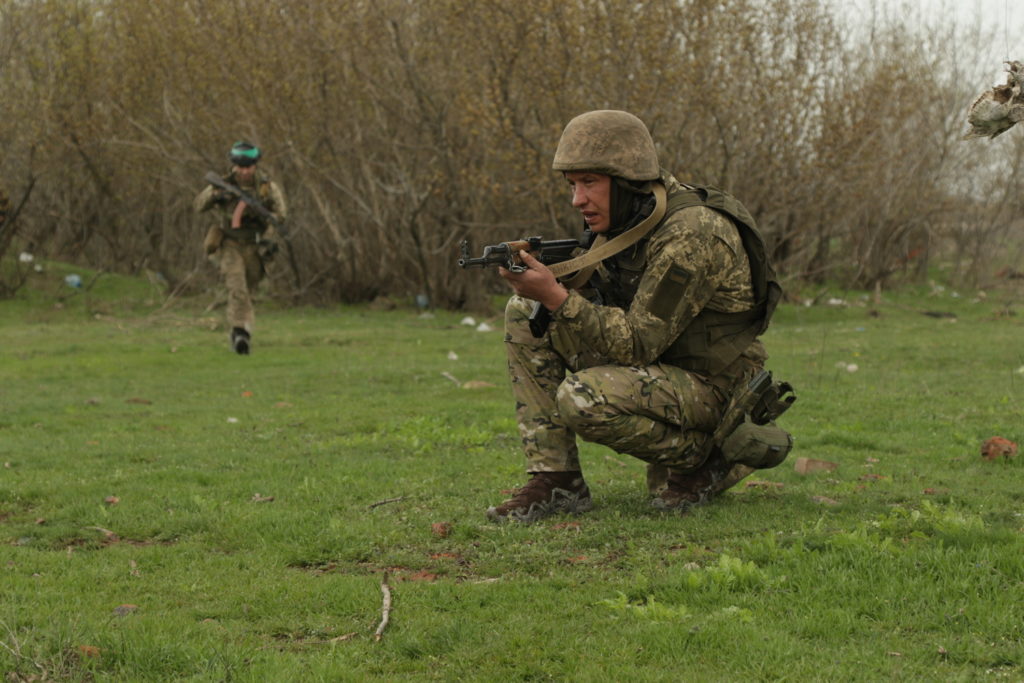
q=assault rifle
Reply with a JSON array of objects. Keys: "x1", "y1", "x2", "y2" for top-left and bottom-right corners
[
  {"x1": 458, "y1": 236, "x2": 584, "y2": 338},
  {"x1": 204, "y1": 171, "x2": 287, "y2": 237},
  {"x1": 458, "y1": 236, "x2": 580, "y2": 273},
  {"x1": 203, "y1": 171, "x2": 301, "y2": 288}
]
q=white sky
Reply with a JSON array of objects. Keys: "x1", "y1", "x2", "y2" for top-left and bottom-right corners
[{"x1": 845, "y1": 0, "x2": 1024, "y2": 83}]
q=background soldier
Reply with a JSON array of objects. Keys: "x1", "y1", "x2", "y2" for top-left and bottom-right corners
[
  {"x1": 194, "y1": 141, "x2": 287, "y2": 354},
  {"x1": 487, "y1": 110, "x2": 792, "y2": 523}
]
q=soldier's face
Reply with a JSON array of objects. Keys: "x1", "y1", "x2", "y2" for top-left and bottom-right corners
[
  {"x1": 233, "y1": 164, "x2": 256, "y2": 185},
  {"x1": 565, "y1": 172, "x2": 612, "y2": 233}
]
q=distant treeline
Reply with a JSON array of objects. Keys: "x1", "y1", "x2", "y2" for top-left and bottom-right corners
[{"x1": 1, "y1": 0, "x2": 1021, "y2": 306}]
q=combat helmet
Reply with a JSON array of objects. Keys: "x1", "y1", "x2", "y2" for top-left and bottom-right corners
[
  {"x1": 229, "y1": 141, "x2": 261, "y2": 167},
  {"x1": 552, "y1": 110, "x2": 659, "y2": 181}
]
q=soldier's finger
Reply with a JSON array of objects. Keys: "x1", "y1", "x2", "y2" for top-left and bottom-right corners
[{"x1": 519, "y1": 249, "x2": 539, "y2": 266}]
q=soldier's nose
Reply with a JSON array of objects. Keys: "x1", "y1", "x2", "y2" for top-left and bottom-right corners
[{"x1": 571, "y1": 187, "x2": 586, "y2": 208}]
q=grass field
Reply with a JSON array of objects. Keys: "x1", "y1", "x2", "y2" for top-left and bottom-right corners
[{"x1": 1, "y1": 264, "x2": 1023, "y2": 681}]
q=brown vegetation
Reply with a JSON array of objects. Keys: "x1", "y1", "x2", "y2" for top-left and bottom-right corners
[{"x1": 0, "y1": 0, "x2": 1021, "y2": 308}]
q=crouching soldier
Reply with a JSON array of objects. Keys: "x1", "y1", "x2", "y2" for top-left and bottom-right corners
[
  {"x1": 486, "y1": 110, "x2": 795, "y2": 523},
  {"x1": 194, "y1": 141, "x2": 287, "y2": 354}
]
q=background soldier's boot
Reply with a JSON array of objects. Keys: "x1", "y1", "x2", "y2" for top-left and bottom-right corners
[
  {"x1": 652, "y1": 451, "x2": 733, "y2": 511},
  {"x1": 231, "y1": 327, "x2": 251, "y2": 355},
  {"x1": 486, "y1": 471, "x2": 592, "y2": 523}
]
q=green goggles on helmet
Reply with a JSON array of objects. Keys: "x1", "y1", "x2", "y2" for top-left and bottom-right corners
[{"x1": 229, "y1": 141, "x2": 261, "y2": 167}]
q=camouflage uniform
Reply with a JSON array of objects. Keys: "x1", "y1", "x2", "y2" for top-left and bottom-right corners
[
  {"x1": 489, "y1": 110, "x2": 788, "y2": 522},
  {"x1": 194, "y1": 170, "x2": 286, "y2": 335},
  {"x1": 507, "y1": 172, "x2": 768, "y2": 492}
]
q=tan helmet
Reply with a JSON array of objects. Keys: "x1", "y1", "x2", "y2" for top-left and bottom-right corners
[{"x1": 552, "y1": 110, "x2": 659, "y2": 181}]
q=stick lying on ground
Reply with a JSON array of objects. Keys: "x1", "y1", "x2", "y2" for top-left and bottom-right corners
[{"x1": 368, "y1": 496, "x2": 405, "y2": 509}]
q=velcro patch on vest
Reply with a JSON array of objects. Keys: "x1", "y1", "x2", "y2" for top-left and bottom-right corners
[{"x1": 649, "y1": 265, "x2": 691, "y2": 320}]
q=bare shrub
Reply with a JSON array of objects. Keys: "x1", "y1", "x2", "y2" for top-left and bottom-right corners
[{"x1": 0, "y1": 0, "x2": 1019, "y2": 306}]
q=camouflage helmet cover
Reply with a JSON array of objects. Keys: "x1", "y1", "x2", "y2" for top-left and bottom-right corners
[{"x1": 552, "y1": 110, "x2": 659, "y2": 181}]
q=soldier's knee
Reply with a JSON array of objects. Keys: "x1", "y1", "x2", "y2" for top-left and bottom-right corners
[
  {"x1": 556, "y1": 371, "x2": 612, "y2": 434},
  {"x1": 504, "y1": 295, "x2": 533, "y2": 328}
]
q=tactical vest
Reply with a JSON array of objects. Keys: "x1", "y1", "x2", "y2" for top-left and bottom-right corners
[
  {"x1": 221, "y1": 174, "x2": 275, "y2": 240},
  {"x1": 596, "y1": 183, "x2": 781, "y2": 377}
]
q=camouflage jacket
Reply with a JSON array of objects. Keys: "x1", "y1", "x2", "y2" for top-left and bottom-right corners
[
  {"x1": 193, "y1": 170, "x2": 287, "y2": 243},
  {"x1": 549, "y1": 172, "x2": 771, "y2": 377}
]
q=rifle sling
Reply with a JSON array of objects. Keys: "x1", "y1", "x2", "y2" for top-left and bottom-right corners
[{"x1": 548, "y1": 181, "x2": 667, "y2": 289}]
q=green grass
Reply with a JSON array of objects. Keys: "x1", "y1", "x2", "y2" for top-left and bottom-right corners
[{"x1": 1, "y1": 265, "x2": 1023, "y2": 681}]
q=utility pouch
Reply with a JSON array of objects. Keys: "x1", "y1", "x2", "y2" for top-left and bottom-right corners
[
  {"x1": 711, "y1": 369, "x2": 797, "y2": 469},
  {"x1": 720, "y1": 418, "x2": 793, "y2": 469}
]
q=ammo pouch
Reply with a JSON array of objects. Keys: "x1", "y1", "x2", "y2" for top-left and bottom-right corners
[
  {"x1": 720, "y1": 417, "x2": 793, "y2": 469},
  {"x1": 712, "y1": 370, "x2": 796, "y2": 470}
]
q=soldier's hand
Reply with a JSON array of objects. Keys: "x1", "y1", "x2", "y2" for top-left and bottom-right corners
[
  {"x1": 212, "y1": 188, "x2": 232, "y2": 205},
  {"x1": 499, "y1": 250, "x2": 568, "y2": 311}
]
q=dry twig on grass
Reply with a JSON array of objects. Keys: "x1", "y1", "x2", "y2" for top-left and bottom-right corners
[
  {"x1": 368, "y1": 496, "x2": 405, "y2": 509},
  {"x1": 604, "y1": 454, "x2": 628, "y2": 467},
  {"x1": 83, "y1": 526, "x2": 119, "y2": 541},
  {"x1": 374, "y1": 571, "x2": 392, "y2": 642}
]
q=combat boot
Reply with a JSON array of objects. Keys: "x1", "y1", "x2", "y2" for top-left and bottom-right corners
[
  {"x1": 231, "y1": 327, "x2": 251, "y2": 355},
  {"x1": 652, "y1": 451, "x2": 733, "y2": 512},
  {"x1": 486, "y1": 471, "x2": 592, "y2": 523}
]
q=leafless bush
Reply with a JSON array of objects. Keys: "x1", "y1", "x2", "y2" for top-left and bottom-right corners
[{"x1": 0, "y1": 0, "x2": 1019, "y2": 306}]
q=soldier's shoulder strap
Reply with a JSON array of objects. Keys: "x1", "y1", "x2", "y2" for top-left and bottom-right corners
[{"x1": 665, "y1": 184, "x2": 757, "y2": 233}]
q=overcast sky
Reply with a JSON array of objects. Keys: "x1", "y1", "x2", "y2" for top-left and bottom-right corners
[{"x1": 845, "y1": 0, "x2": 1024, "y2": 82}]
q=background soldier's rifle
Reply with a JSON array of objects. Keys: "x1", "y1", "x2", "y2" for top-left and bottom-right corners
[{"x1": 204, "y1": 171, "x2": 301, "y2": 290}]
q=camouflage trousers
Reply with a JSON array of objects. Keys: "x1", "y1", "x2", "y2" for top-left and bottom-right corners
[
  {"x1": 505, "y1": 296, "x2": 729, "y2": 489},
  {"x1": 217, "y1": 238, "x2": 265, "y2": 332}
]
